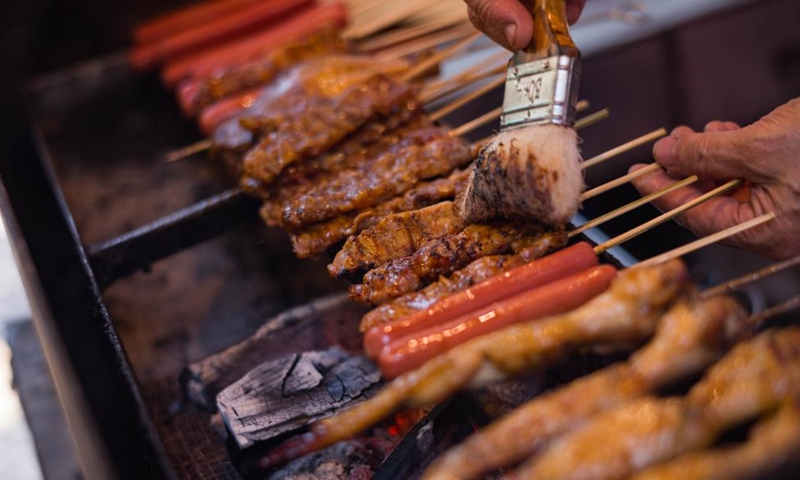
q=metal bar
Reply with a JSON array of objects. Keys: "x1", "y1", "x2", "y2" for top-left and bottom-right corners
[{"x1": 87, "y1": 187, "x2": 260, "y2": 289}]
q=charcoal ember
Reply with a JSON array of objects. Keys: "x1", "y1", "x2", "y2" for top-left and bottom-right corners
[
  {"x1": 218, "y1": 347, "x2": 381, "y2": 450},
  {"x1": 181, "y1": 293, "x2": 370, "y2": 410}
]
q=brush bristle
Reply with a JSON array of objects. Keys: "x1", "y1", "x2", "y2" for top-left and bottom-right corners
[{"x1": 456, "y1": 125, "x2": 583, "y2": 226}]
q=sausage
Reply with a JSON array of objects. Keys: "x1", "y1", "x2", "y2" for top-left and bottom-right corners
[
  {"x1": 378, "y1": 264, "x2": 618, "y2": 379},
  {"x1": 161, "y1": 1, "x2": 347, "y2": 87},
  {"x1": 197, "y1": 86, "x2": 262, "y2": 134},
  {"x1": 131, "y1": 0, "x2": 314, "y2": 71},
  {"x1": 363, "y1": 241, "x2": 599, "y2": 358},
  {"x1": 134, "y1": 0, "x2": 262, "y2": 46}
]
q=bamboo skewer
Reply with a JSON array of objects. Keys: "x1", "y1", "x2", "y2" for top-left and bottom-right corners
[
  {"x1": 634, "y1": 212, "x2": 775, "y2": 268},
  {"x1": 580, "y1": 163, "x2": 661, "y2": 201},
  {"x1": 574, "y1": 109, "x2": 611, "y2": 130},
  {"x1": 569, "y1": 175, "x2": 698, "y2": 237},
  {"x1": 370, "y1": 23, "x2": 475, "y2": 61},
  {"x1": 702, "y1": 253, "x2": 800, "y2": 299},
  {"x1": 401, "y1": 32, "x2": 481, "y2": 82},
  {"x1": 421, "y1": 66, "x2": 505, "y2": 107},
  {"x1": 166, "y1": 139, "x2": 213, "y2": 163},
  {"x1": 430, "y1": 76, "x2": 506, "y2": 120},
  {"x1": 581, "y1": 128, "x2": 667, "y2": 170},
  {"x1": 358, "y1": 19, "x2": 473, "y2": 53},
  {"x1": 594, "y1": 179, "x2": 742, "y2": 254},
  {"x1": 749, "y1": 294, "x2": 800, "y2": 327},
  {"x1": 450, "y1": 108, "x2": 500, "y2": 137}
]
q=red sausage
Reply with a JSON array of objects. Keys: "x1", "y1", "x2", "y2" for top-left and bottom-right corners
[
  {"x1": 134, "y1": 0, "x2": 262, "y2": 46},
  {"x1": 131, "y1": 0, "x2": 314, "y2": 72},
  {"x1": 363, "y1": 242, "x2": 599, "y2": 358},
  {"x1": 161, "y1": 2, "x2": 347, "y2": 87},
  {"x1": 198, "y1": 86, "x2": 262, "y2": 134},
  {"x1": 378, "y1": 264, "x2": 618, "y2": 379}
]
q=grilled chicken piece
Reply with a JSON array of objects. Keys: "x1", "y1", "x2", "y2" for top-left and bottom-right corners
[
  {"x1": 254, "y1": 260, "x2": 689, "y2": 473},
  {"x1": 514, "y1": 327, "x2": 800, "y2": 480},
  {"x1": 289, "y1": 169, "x2": 469, "y2": 258},
  {"x1": 350, "y1": 223, "x2": 544, "y2": 304},
  {"x1": 280, "y1": 130, "x2": 472, "y2": 228},
  {"x1": 358, "y1": 230, "x2": 567, "y2": 331},
  {"x1": 192, "y1": 28, "x2": 344, "y2": 112},
  {"x1": 631, "y1": 404, "x2": 800, "y2": 480},
  {"x1": 423, "y1": 295, "x2": 748, "y2": 480},
  {"x1": 241, "y1": 56, "x2": 417, "y2": 185},
  {"x1": 456, "y1": 125, "x2": 583, "y2": 225},
  {"x1": 328, "y1": 201, "x2": 467, "y2": 277}
]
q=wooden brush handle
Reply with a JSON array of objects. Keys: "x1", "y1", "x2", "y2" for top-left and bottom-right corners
[{"x1": 518, "y1": 0, "x2": 578, "y2": 59}]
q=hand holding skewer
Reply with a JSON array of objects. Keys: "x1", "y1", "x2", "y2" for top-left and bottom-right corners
[{"x1": 632, "y1": 98, "x2": 800, "y2": 260}]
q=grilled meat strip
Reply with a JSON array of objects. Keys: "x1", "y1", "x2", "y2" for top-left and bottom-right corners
[
  {"x1": 631, "y1": 404, "x2": 800, "y2": 480},
  {"x1": 289, "y1": 169, "x2": 469, "y2": 258},
  {"x1": 358, "y1": 230, "x2": 567, "y2": 331},
  {"x1": 192, "y1": 28, "x2": 344, "y2": 112},
  {"x1": 280, "y1": 128, "x2": 473, "y2": 228},
  {"x1": 256, "y1": 114, "x2": 431, "y2": 216},
  {"x1": 241, "y1": 59, "x2": 418, "y2": 186},
  {"x1": 350, "y1": 222, "x2": 545, "y2": 304},
  {"x1": 515, "y1": 327, "x2": 800, "y2": 480},
  {"x1": 328, "y1": 201, "x2": 467, "y2": 277},
  {"x1": 422, "y1": 295, "x2": 748, "y2": 480}
]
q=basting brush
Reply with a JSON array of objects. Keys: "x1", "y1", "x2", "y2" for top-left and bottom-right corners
[{"x1": 456, "y1": 0, "x2": 583, "y2": 226}]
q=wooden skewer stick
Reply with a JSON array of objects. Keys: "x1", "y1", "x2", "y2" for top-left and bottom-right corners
[
  {"x1": 421, "y1": 65, "x2": 505, "y2": 106},
  {"x1": 749, "y1": 294, "x2": 800, "y2": 328},
  {"x1": 569, "y1": 175, "x2": 698, "y2": 238},
  {"x1": 450, "y1": 107, "x2": 500, "y2": 137},
  {"x1": 574, "y1": 109, "x2": 610, "y2": 130},
  {"x1": 370, "y1": 23, "x2": 475, "y2": 61},
  {"x1": 580, "y1": 163, "x2": 661, "y2": 201},
  {"x1": 581, "y1": 128, "x2": 667, "y2": 170},
  {"x1": 401, "y1": 32, "x2": 481, "y2": 83},
  {"x1": 430, "y1": 75, "x2": 506, "y2": 120},
  {"x1": 358, "y1": 18, "x2": 473, "y2": 53},
  {"x1": 702, "y1": 252, "x2": 800, "y2": 299},
  {"x1": 594, "y1": 178, "x2": 742, "y2": 254},
  {"x1": 421, "y1": 49, "x2": 508, "y2": 96},
  {"x1": 634, "y1": 212, "x2": 775, "y2": 269},
  {"x1": 166, "y1": 139, "x2": 213, "y2": 163}
]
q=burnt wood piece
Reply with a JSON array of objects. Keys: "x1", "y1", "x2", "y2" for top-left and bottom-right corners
[
  {"x1": 86, "y1": 187, "x2": 260, "y2": 289},
  {"x1": 181, "y1": 293, "x2": 370, "y2": 410},
  {"x1": 218, "y1": 347, "x2": 381, "y2": 450}
]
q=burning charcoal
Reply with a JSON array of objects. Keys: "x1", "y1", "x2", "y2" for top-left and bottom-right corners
[
  {"x1": 217, "y1": 347, "x2": 381, "y2": 450},
  {"x1": 181, "y1": 293, "x2": 369, "y2": 410}
]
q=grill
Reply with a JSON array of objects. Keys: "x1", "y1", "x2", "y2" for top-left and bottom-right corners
[{"x1": 3, "y1": 1, "x2": 800, "y2": 479}]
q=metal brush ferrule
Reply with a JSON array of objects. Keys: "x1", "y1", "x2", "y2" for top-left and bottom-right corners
[{"x1": 500, "y1": 53, "x2": 581, "y2": 130}]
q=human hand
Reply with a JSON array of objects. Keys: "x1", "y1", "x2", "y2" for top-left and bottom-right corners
[
  {"x1": 629, "y1": 98, "x2": 800, "y2": 260},
  {"x1": 464, "y1": 0, "x2": 587, "y2": 51}
]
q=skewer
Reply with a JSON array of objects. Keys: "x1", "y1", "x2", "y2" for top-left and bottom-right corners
[
  {"x1": 421, "y1": 66, "x2": 504, "y2": 106},
  {"x1": 370, "y1": 23, "x2": 475, "y2": 61},
  {"x1": 569, "y1": 175, "x2": 699, "y2": 237},
  {"x1": 580, "y1": 163, "x2": 661, "y2": 200},
  {"x1": 748, "y1": 294, "x2": 800, "y2": 328},
  {"x1": 580, "y1": 128, "x2": 667, "y2": 170},
  {"x1": 357, "y1": 18, "x2": 473, "y2": 53},
  {"x1": 594, "y1": 178, "x2": 742, "y2": 253},
  {"x1": 401, "y1": 32, "x2": 481, "y2": 82},
  {"x1": 574, "y1": 109, "x2": 611, "y2": 130},
  {"x1": 430, "y1": 75, "x2": 506, "y2": 120},
  {"x1": 702, "y1": 252, "x2": 800, "y2": 299},
  {"x1": 634, "y1": 212, "x2": 775, "y2": 268},
  {"x1": 166, "y1": 139, "x2": 213, "y2": 163}
]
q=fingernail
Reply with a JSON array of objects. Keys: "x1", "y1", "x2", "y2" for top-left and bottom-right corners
[
  {"x1": 653, "y1": 137, "x2": 677, "y2": 167},
  {"x1": 504, "y1": 24, "x2": 517, "y2": 49}
]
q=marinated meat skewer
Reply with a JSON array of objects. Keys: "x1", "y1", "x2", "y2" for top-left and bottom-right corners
[
  {"x1": 514, "y1": 327, "x2": 800, "y2": 480},
  {"x1": 288, "y1": 169, "x2": 470, "y2": 258},
  {"x1": 630, "y1": 404, "x2": 800, "y2": 480},
  {"x1": 328, "y1": 201, "x2": 468, "y2": 277},
  {"x1": 422, "y1": 295, "x2": 748, "y2": 480},
  {"x1": 350, "y1": 222, "x2": 544, "y2": 304},
  {"x1": 278, "y1": 128, "x2": 473, "y2": 228},
  {"x1": 252, "y1": 260, "x2": 689, "y2": 473},
  {"x1": 358, "y1": 231, "x2": 568, "y2": 331}
]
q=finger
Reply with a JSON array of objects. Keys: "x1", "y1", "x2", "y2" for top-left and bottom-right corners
[
  {"x1": 567, "y1": 0, "x2": 587, "y2": 24},
  {"x1": 629, "y1": 166, "x2": 751, "y2": 237},
  {"x1": 651, "y1": 128, "x2": 767, "y2": 183},
  {"x1": 464, "y1": 0, "x2": 533, "y2": 51},
  {"x1": 704, "y1": 121, "x2": 728, "y2": 133},
  {"x1": 723, "y1": 121, "x2": 741, "y2": 130}
]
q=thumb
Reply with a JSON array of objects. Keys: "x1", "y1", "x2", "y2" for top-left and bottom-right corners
[
  {"x1": 652, "y1": 128, "x2": 769, "y2": 184},
  {"x1": 464, "y1": 0, "x2": 533, "y2": 51}
]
